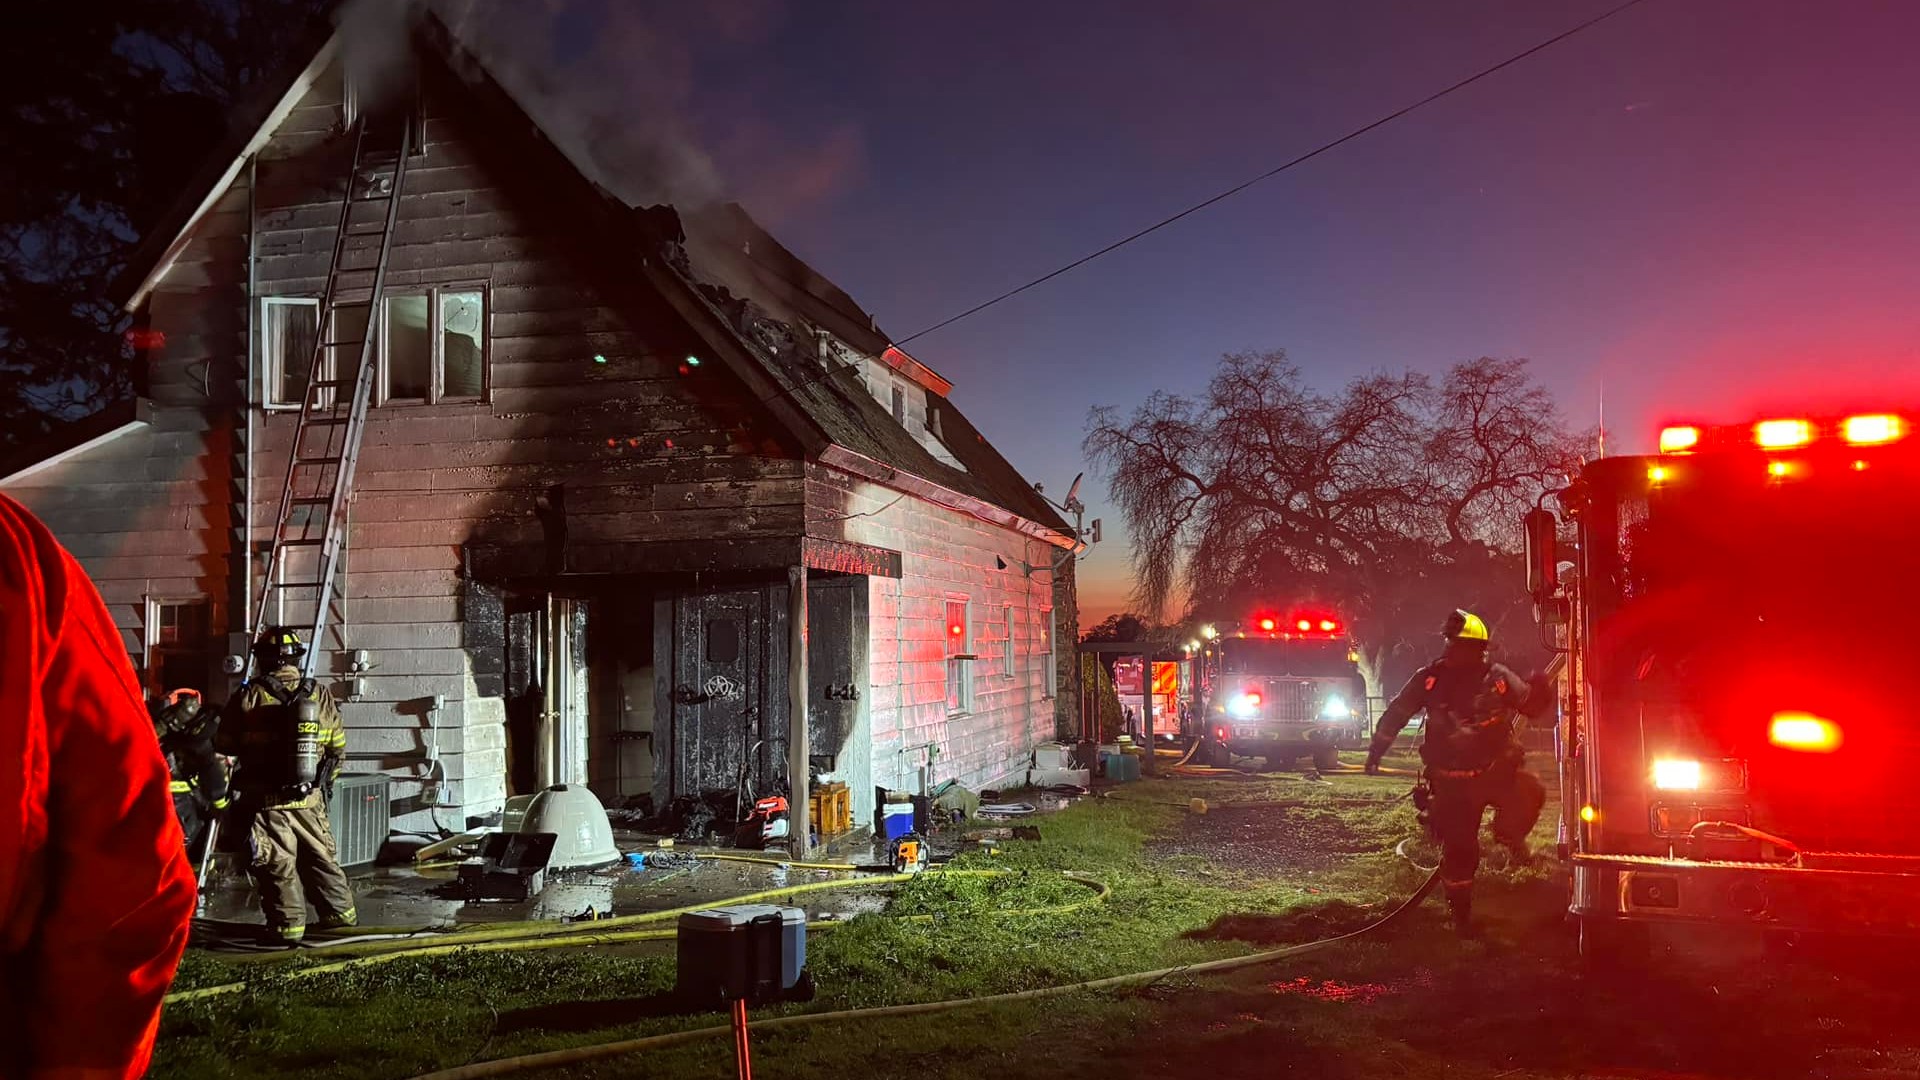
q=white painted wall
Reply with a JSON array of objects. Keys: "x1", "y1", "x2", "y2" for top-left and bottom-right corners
[{"x1": 822, "y1": 472, "x2": 1061, "y2": 823}]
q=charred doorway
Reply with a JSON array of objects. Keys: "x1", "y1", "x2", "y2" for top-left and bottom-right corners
[
  {"x1": 655, "y1": 581, "x2": 790, "y2": 807},
  {"x1": 503, "y1": 594, "x2": 590, "y2": 792},
  {"x1": 806, "y1": 576, "x2": 871, "y2": 825}
]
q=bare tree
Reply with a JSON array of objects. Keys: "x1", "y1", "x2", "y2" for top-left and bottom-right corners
[{"x1": 1086, "y1": 353, "x2": 1582, "y2": 694}]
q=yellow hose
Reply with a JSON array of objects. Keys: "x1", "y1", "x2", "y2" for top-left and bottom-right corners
[
  {"x1": 404, "y1": 869, "x2": 1440, "y2": 1080},
  {"x1": 694, "y1": 852, "x2": 863, "y2": 872},
  {"x1": 165, "y1": 870, "x2": 1107, "y2": 1005}
]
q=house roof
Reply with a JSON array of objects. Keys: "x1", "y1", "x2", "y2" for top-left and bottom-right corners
[
  {"x1": 107, "y1": 12, "x2": 1074, "y2": 545},
  {"x1": 0, "y1": 399, "x2": 151, "y2": 486}
]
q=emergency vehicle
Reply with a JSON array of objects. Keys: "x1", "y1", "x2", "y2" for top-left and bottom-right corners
[
  {"x1": 1532, "y1": 412, "x2": 1920, "y2": 961},
  {"x1": 1196, "y1": 613, "x2": 1368, "y2": 771}
]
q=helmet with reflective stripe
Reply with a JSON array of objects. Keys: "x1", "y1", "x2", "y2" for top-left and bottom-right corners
[
  {"x1": 1442, "y1": 609, "x2": 1489, "y2": 642},
  {"x1": 155, "y1": 687, "x2": 203, "y2": 735},
  {"x1": 253, "y1": 625, "x2": 308, "y2": 666}
]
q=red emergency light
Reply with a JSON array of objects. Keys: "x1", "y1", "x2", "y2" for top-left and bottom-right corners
[
  {"x1": 1656, "y1": 413, "x2": 1911, "y2": 456},
  {"x1": 1257, "y1": 617, "x2": 1277, "y2": 632}
]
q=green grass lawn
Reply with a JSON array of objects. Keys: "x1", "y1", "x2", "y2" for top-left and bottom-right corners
[
  {"x1": 158, "y1": 755, "x2": 1920, "y2": 1078},
  {"x1": 156, "y1": 756, "x2": 1481, "y2": 1079}
]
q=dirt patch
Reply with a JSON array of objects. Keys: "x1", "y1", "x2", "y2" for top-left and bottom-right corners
[{"x1": 1149, "y1": 803, "x2": 1375, "y2": 876}]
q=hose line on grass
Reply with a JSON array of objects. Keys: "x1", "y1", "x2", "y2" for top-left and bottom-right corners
[
  {"x1": 403, "y1": 867, "x2": 1443, "y2": 1080},
  {"x1": 165, "y1": 871, "x2": 1110, "y2": 1005}
]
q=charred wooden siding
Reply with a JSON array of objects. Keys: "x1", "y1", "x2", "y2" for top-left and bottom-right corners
[{"x1": 805, "y1": 464, "x2": 1064, "y2": 824}]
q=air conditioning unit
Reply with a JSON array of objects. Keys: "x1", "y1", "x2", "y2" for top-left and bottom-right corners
[{"x1": 328, "y1": 772, "x2": 391, "y2": 868}]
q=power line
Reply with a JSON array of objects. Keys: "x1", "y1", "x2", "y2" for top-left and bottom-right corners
[
  {"x1": 895, "y1": 0, "x2": 1653, "y2": 347},
  {"x1": 750, "y1": 0, "x2": 1653, "y2": 415}
]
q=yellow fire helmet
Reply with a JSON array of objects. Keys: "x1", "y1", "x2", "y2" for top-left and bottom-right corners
[{"x1": 1443, "y1": 609, "x2": 1490, "y2": 642}]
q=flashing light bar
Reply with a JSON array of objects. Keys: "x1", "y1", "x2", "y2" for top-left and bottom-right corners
[
  {"x1": 1257, "y1": 617, "x2": 1277, "y2": 631},
  {"x1": 1658, "y1": 413, "x2": 1911, "y2": 456},
  {"x1": 1842, "y1": 414, "x2": 1906, "y2": 446},
  {"x1": 1754, "y1": 418, "x2": 1814, "y2": 449},
  {"x1": 1658, "y1": 425, "x2": 1701, "y2": 454},
  {"x1": 1769, "y1": 711, "x2": 1841, "y2": 752}
]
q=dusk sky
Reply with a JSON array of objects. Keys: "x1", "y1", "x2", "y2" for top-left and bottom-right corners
[{"x1": 477, "y1": 0, "x2": 1920, "y2": 623}]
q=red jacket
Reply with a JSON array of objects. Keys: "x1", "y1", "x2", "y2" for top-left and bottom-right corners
[{"x1": 0, "y1": 494, "x2": 197, "y2": 1079}]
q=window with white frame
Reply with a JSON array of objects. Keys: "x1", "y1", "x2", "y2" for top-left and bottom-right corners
[
  {"x1": 261, "y1": 297, "x2": 320, "y2": 409},
  {"x1": 1001, "y1": 604, "x2": 1015, "y2": 678},
  {"x1": 379, "y1": 286, "x2": 487, "y2": 405},
  {"x1": 945, "y1": 597, "x2": 972, "y2": 715},
  {"x1": 145, "y1": 598, "x2": 214, "y2": 695}
]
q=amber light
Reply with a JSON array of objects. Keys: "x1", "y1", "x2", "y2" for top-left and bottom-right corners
[
  {"x1": 1841, "y1": 414, "x2": 1906, "y2": 446},
  {"x1": 1579, "y1": 805, "x2": 1598, "y2": 824},
  {"x1": 1767, "y1": 461, "x2": 1793, "y2": 479},
  {"x1": 1658, "y1": 426, "x2": 1701, "y2": 453},
  {"x1": 1770, "y1": 711, "x2": 1841, "y2": 752},
  {"x1": 1647, "y1": 465, "x2": 1672, "y2": 483}
]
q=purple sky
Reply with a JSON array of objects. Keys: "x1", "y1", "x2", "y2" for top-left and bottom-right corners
[{"x1": 520, "y1": 0, "x2": 1920, "y2": 621}]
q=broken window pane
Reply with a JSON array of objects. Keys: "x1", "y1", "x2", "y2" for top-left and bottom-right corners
[
  {"x1": 263, "y1": 299, "x2": 318, "y2": 407},
  {"x1": 441, "y1": 290, "x2": 485, "y2": 398},
  {"x1": 384, "y1": 294, "x2": 430, "y2": 401}
]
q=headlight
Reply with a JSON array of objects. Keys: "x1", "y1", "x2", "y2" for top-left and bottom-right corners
[
  {"x1": 1319, "y1": 694, "x2": 1350, "y2": 720},
  {"x1": 1227, "y1": 692, "x2": 1262, "y2": 719}
]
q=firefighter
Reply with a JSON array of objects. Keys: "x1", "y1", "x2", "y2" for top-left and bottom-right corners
[
  {"x1": 0, "y1": 493, "x2": 197, "y2": 1078},
  {"x1": 220, "y1": 627, "x2": 355, "y2": 943},
  {"x1": 153, "y1": 687, "x2": 230, "y2": 866},
  {"x1": 1364, "y1": 609, "x2": 1549, "y2": 936}
]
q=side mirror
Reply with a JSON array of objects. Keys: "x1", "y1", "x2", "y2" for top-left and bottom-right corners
[{"x1": 1524, "y1": 509, "x2": 1559, "y2": 600}]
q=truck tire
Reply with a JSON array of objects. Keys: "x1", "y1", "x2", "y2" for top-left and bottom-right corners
[
  {"x1": 1578, "y1": 916, "x2": 1648, "y2": 976},
  {"x1": 1204, "y1": 740, "x2": 1233, "y2": 768},
  {"x1": 1311, "y1": 745, "x2": 1341, "y2": 772}
]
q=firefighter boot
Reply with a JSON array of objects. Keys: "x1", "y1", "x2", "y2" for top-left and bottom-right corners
[
  {"x1": 315, "y1": 906, "x2": 358, "y2": 932},
  {"x1": 1444, "y1": 882, "x2": 1477, "y2": 938}
]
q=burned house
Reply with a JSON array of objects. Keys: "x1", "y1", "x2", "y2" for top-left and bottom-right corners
[{"x1": 0, "y1": 19, "x2": 1081, "y2": 838}]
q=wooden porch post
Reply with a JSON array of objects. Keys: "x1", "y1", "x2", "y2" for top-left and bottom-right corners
[{"x1": 787, "y1": 565, "x2": 811, "y2": 859}]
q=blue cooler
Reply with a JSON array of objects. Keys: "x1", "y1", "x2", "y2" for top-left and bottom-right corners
[
  {"x1": 882, "y1": 802, "x2": 916, "y2": 840},
  {"x1": 675, "y1": 904, "x2": 808, "y2": 1007}
]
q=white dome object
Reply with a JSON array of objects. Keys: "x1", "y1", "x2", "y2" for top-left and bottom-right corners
[{"x1": 518, "y1": 785, "x2": 619, "y2": 870}]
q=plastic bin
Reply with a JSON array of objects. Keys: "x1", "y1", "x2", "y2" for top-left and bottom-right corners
[
  {"x1": 881, "y1": 802, "x2": 916, "y2": 840},
  {"x1": 1103, "y1": 752, "x2": 1141, "y2": 782},
  {"x1": 675, "y1": 904, "x2": 808, "y2": 1006}
]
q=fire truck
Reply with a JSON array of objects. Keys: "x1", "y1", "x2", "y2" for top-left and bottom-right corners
[
  {"x1": 1531, "y1": 412, "x2": 1920, "y2": 961},
  {"x1": 1196, "y1": 613, "x2": 1368, "y2": 771}
]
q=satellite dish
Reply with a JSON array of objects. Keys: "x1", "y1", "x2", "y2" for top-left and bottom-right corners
[{"x1": 1065, "y1": 473, "x2": 1083, "y2": 504}]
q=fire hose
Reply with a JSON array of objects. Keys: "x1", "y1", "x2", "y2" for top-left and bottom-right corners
[
  {"x1": 165, "y1": 869, "x2": 1110, "y2": 1004},
  {"x1": 401, "y1": 865, "x2": 1443, "y2": 1080}
]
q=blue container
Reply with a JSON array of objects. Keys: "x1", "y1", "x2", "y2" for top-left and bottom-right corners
[
  {"x1": 882, "y1": 802, "x2": 916, "y2": 840},
  {"x1": 1103, "y1": 752, "x2": 1141, "y2": 782}
]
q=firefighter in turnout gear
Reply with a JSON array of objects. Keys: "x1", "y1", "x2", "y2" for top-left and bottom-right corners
[
  {"x1": 219, "y1": 627, "x2": 355, "y2": 943},
  {"x1": 153, "y1": 687, "x2": 230, "y2": 867},
  {"x1": 1365, "y1": 610, "x2": 1549, "y2": 936}
]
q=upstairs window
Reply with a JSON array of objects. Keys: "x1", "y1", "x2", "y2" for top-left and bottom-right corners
[
  {"x1": 262, "y1": 298, "x2": 319, "y2": 409},
  {"x1": 380, "y1": 286, "x2": 487, "y2": 405}
]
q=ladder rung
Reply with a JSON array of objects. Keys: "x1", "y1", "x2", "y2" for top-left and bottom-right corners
[
  {"x1": 274, "y1": 581, "x2": 328, "y2": 591},
  {"x1": 298, "y1": 414, "x2": 351, "y2": 425},
  {"x1": 321, "y1": 340, "x2": 367, "y2": 349},
  {"x1": 309, "y1": 379, "x2": 353, "y2": 391},
  {"x1": 278, "y1": 537, "x2": 326, "y2": 547},
  {"x1": 290, "y1": 496, "x2": 333, "y2": 506},
  {"x1": 295, "y1": 455, "x2": 343, "y2": 466}
]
